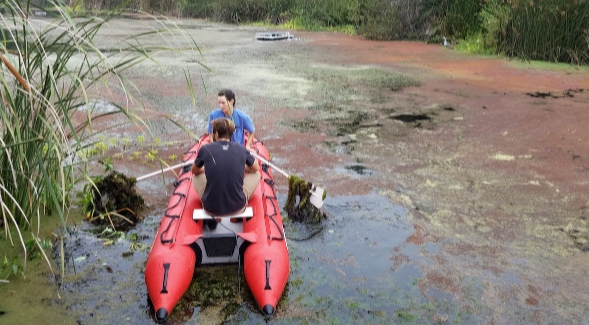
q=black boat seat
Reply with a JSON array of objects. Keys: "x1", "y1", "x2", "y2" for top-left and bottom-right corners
[{"x1": 192, "y1": 207, "x2": 253, "y2": 220}]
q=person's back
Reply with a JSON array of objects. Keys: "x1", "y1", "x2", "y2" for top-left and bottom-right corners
[
  {"x1": 193, "y1": 118, "x2": 260, "y2": 227},
  {"x1": 196, "y1": 140, "x2": 250, "y2": 215}
]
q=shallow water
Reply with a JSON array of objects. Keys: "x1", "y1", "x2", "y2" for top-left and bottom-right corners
[{"x1": 49, "y1": 193, "x2": 493, "y2": 325}]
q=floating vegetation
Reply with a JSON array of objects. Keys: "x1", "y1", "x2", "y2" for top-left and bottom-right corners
[
  {"x1": 288, "y1": 118, "x2": 319, "y2": 133},
  {"x1": 391, "y1": 113, "x2": 431, "y2": 123},
  {"x1": 284, "y1": 175, "x2": 326, "y2": 224},
  {"x1": 83, "y1": 171, "x2": 145, "y2": 232},
  {"x1": 345, "y1": 165, "x2": 372, "y2": 175},
  {"x1": 166, "y1": 267, "x2": 243, "y2": 323},
  {"x1": 526, "y1": 89, "x2": 585, "y2": 99}
]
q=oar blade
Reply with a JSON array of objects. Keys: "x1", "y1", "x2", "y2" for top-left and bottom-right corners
[{"x1": 309, "y1": 186, "x2": 326, "y2": 209}]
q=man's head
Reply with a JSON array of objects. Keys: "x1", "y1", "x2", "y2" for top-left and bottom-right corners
[
  {"x1": 218, "y1": 89, "x2": 236, "y2": 116},
  {"x1": 212, "y1": 118, "x2": 235, "y2": 141}
]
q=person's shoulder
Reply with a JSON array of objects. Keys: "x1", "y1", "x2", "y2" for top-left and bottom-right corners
[
  {"x1": 229, "y1": 141, "x2": 247, "y2": 150},
  {"x1": 234, "y1": 109, "x2": 251, "y2": 117},
  {"x1": 204, "y1": 141, "x2": 218, "y2": 148},
  {"x1": 209, "y1": 109, "x2": 223, "y2": 117}
]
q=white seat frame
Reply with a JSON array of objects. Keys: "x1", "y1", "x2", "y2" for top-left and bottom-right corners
[{"x1": 193, "y1": 207, "x2": 253, "y2": 220}]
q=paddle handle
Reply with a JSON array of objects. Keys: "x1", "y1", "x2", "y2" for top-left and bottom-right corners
[
  {"x1": 251, "y1": 152, "x2": 289, "y2": 178},
  {"x1": 136, "y1": 160, "x2": 195, "y2": 181},
  {"x1": 136, "y1": 152, "x2": 291, "y2": 182},
  {"x1": 136, "y1": 151, "x2": 289, "y2": 182}
]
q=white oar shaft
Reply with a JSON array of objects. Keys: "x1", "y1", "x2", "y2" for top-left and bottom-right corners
[
  {"x1": 251, "y1": 152, "x2": 289, "y2": 178},
  {"x1": 136, "y1": 160, "x2": 195, "y2": 181}
]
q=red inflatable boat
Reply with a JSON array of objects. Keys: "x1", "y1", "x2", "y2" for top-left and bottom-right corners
[{"x1": 144, "y1": 134, "x2": 290, "y2": 322}]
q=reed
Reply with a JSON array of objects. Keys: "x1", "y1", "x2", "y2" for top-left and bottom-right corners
[
  {"x1": 356, "y1": 0, "x2": 402, "y2": 40},
  {"x1": 182, "y1": 0, "x2": 293, "y2": 24},
  {"x1": 500, "y1": 0, "x2": 589, "y2": 64},
  {"x1": 0, "y1": 0, "x2": 199, "y2": 272},
  {"x1": 442, "y1": 0, "x2": 483, "y2": 39}
]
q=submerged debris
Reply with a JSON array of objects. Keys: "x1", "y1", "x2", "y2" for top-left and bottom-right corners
[
  {"x1": 84, "y1": 171, "x2": 145, "y2": 231},
  {"x1": 284, "y1": 175, "x2": 326, "y2": 223}
]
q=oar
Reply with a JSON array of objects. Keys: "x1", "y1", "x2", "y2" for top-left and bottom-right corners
[
  {"x1": 251, "y1": 152, "x2": 325, "y2": 209},
  {"x1": 135, "y1": 161, "x2": 194, "y2": 181}
]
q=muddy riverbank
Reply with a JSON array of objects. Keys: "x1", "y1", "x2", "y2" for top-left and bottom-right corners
[{"x1": 2, "y1": 17, "x2": 589, "y2": 324}]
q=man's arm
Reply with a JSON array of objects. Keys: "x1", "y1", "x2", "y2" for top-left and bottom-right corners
[
  {"x1": 245, "y1": 131, "x2": 255, "y2": 149},
  {"x1": 192, "y1": 163, "x2": 204, "y2": 175},
  {"x1": 245, "y1": 159, "x2": 259, "y2": 174},
  {"x1": 241, "y1": 112, "x2": 255, "y2": 148}
]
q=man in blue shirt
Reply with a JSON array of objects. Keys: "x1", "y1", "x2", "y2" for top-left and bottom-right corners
[{"x1": 208, "y1": 89, "x2": 255, "y2": 148}]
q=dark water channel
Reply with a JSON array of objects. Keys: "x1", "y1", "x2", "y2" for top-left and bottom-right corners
[{"x1": 58, "y1": 193, "x2": 480, "y2": 325}]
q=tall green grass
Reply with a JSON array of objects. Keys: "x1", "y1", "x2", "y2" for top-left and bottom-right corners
[
  {"x1": 441, "y1": 0, "x2": 483, "y2": 39},
  {"x1": 356, "y1": 0, "x2": 402, "y2": 40},
  {"x1": 182, "y1": 0, "x2": 293, "y2": 24},
  {"x1": 0, "y1": 0, "x2": 200, "y2": 274},
  {"x1": 500, "y1": 0, "x2": 589, "y2": 64}
]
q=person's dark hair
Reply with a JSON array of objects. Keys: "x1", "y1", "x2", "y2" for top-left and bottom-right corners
[
  {"x1": 212, "y1": 118, "x2": 235, "y2": 140},
  {"x1": 218, "y1": 89, "x2": 236, "y2": 107}
]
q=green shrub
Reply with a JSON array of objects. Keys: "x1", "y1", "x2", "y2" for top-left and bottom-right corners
[
  {"x1": 500, "y1": 0, "x2": 589, "y2": 64},
  {"x1": 443, "y1": 0, "x2": 483, "y2": 39},
  {"x1": 210, "y1": 0, "x2": 293, "y2": 24},
  {"x1": 357, "y1": 0, "x2": 403, "y2": 40},
  {"x1": 291, "y1": 0, "x2": 358, "y2": 28},
  {"x1": 182, "y1": 0, "x2": 216, "y2": 18},
  {"x1": 481, "y1": 1, "x2": 509, "y2": 49},
  {"x1": 454, "y1": 31, "x2": 496, "y2": 55}
]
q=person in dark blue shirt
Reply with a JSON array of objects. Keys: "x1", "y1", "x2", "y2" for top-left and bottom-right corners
[
  {"x1": 193, "y1": 118, "x2": 260, "y2": 229},
  {"x1": 208, "y1": 89, "x2": 255, "y2": 148}
]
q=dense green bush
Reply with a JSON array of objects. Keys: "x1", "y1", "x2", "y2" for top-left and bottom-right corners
[
  {"x1": 182, "y1": 0, "x2": 217, "y2": 19},
  {"x1": 499, "y1": 0, "x2": 589, "y2": 64},
  {"x1": 477, "y1": 0, "x2": 511, "y2": 51},
  {"x1": 82, "y1": 0, "x2": 180, "y2": 15},
  {"x1": 356, "y1": 0, "x2": 402, "y2": 40},
  {"x1": 442, "y1": 0, "x2": 483, "y2": 39},
  {"x1": 182, "y1": 0, "x2": 292, "y2": 24},
  {"x1": 290, "y1": 0, "x2": 358, "y2": 28}
]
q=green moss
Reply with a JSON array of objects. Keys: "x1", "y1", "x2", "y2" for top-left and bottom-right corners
[
  {"x1": 85, "y1": 171, "x2": 145, "y2": 231},
  {"x1": 284, "y1": 175, "x2": 326, "y2": 224}
]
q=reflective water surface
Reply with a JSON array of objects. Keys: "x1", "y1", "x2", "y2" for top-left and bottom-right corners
[{"x1": 56, "y1": 193, "x2": 491, "y2": 325}]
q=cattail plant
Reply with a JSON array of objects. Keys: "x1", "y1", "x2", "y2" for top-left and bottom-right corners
[
  {"x1": 0, "y1": 0, "x2": 201, "y2": 275},
  {"x1": 500, "y1": 0, "x2": 589, "y2": 64}
]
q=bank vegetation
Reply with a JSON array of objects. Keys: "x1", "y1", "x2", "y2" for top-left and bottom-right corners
[
  {"x1": 1, "y1": 0, "x2": 199, "y2": 278},
  {"x1": 68, "y1": 0, "x2": 589, "y2": 65}
]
